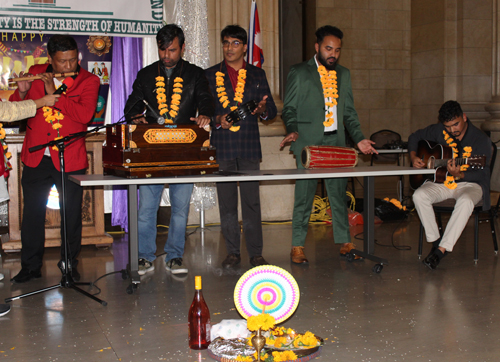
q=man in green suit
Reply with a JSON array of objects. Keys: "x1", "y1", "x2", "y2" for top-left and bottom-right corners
[{"x1": 280, "y1": 25, "x2": 377, "y2": 264}]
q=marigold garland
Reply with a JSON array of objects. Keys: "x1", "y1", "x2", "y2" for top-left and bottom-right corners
[
  {"x1": 0, "y1": 124, "x2": 12, "y2": 176},
  {"x1": 215, "y1": 69, "x2": 247, "y2": 132},
  {"x1": 383, "y1": 197, "x2": 407, "y2": 211},
  {"x1": 318, "y1": 65, "x2": 338, "y2": 127},
  {"x1": 155, "y1": 76, "x2": 183, "y2": 124},
  {"x1": 43, "y1": 106, "x2": 65, "y2": 151},
  {"x1": 442, "y1": 130, "x2": 472, "y2": 189}
]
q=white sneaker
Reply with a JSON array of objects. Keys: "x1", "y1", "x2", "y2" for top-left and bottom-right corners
[
  {"x1": 0, "y1": 273, "x2": 4, "y2": 281},
  {"x1": 138, "y1": 258, "x2": 155, "y2": 276},
  {"x1": 165, "y1": 258, "x2": 188, "y2": 274}
]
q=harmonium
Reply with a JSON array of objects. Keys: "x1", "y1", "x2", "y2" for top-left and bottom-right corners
[{"x1": 102, "y1": 124, "x2": 218, "y2": 178}]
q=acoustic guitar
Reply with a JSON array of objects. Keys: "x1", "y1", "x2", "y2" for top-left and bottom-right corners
[{"x1": 409, "y1": 140, "x2": 486, "y2": 190}]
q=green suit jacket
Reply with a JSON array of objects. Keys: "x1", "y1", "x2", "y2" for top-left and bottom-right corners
[{"x1": 282, "y1": 57, "x2": 365, "y2": 157}]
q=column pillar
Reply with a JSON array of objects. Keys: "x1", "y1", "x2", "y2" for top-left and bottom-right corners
[{"x1": 484, "y1": 0, "x2": 500, "y2": 136}]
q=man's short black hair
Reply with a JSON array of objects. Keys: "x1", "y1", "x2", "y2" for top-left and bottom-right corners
[
  {"x1": 47, "y1": 35, "x2": 78, "y2": 57},
  {"x1": 157, "y1": 24, "x2": 185, "y2": 50},
  {"x1": 438, "y1": 100, "x2": 463, "y2": 123},
  {"x1": 221, "y1": 25, "x2": 247, "y2": 44},
  {"x1": 315, "y1": 25, "x2": 344, "y2": 44}
]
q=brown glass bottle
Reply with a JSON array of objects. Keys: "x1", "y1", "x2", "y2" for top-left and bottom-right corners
[{"x1": 188, "y1": 276, "x2": 211, "y2": 349}]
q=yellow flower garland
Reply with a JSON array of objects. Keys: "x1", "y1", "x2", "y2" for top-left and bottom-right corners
[
  {"x1": 155, "y1": 76, "x2": 183, "y2": 124},
  {"x1": 215, "y1": 69, "x2": 247, "y2": 132},
  {"x1": 43, "y1": 106, "x2": 64, "y2": 151},
  {"x1": 443, "y1": 130, "x2": 472, "y2": 190},
  {"x1": 0, "y1": 124, "x2": 12, "y2": 175},
  {"x1": 317, "y1": 65, "x2": 338, "y2": 127},
  {"x1": 384, "y1": 197, "x2": 407, "y2": 211}
]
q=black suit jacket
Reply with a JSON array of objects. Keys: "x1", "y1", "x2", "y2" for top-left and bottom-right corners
[
  {"x1": 205, "y1": 62, "x2": 277, "y2": 161},
  {"x1": 124, "y1": 59, "x2": 214, "y2": 124}
]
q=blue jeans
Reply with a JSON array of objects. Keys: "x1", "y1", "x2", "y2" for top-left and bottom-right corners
[{"x1": 138, "y1": 183, "x2": 193, "y2": 262}]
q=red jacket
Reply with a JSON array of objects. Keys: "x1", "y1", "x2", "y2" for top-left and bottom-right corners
[{"x1": 10, "y1": 64, "x2": 99, "y2": 172}]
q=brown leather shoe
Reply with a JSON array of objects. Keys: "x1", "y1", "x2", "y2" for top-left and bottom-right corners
[
  {"x1": 291, "y1": 247, "x2": 309, "y2": 264},
  {"x1": 339, "y1": 243, "x2": 363, "y2": 260}
]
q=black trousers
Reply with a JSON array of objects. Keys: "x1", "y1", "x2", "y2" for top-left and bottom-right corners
[
  {"x1": 216, "y1": 158, "x2": 263, "y2": 258},
  {"x1": 21, "y1": 156, "x2": 85, "y2": 271}
]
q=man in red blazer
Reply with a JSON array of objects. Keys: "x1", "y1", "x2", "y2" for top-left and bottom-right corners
[{"x1": 10, "y1": 35, "x2": 99, "y2": 283}]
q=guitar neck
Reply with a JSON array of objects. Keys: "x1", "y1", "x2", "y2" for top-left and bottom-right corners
[{"x1": 433, "y1": 158, "x2": 468, "y2": 168}]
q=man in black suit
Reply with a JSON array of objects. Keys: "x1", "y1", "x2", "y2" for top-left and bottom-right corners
[
  {"x1": 205, "y1": 25, "x2": 277, "y2": 269},
  {"x1": 124, "y1": 24, "x2": 214, "y2": 276}
]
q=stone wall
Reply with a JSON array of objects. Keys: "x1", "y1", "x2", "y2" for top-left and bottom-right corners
[
  {"x1": 411, "y1": 0, "x2": 492, "y2": 130},
  {"x1": 316, "y1": 0, "x2": 412, "y2": 140}
]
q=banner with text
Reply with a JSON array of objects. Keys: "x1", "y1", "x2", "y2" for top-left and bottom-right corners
[{"x1": 0, "y1": 0, "x2": 163, "y2": 37}]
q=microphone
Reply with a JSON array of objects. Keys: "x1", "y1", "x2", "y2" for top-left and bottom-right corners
[
  {"x1": 54, "y1": 77, "x2": 74, "y2": 95},
  {"x1": 143, "y1": 100, "x2": 165, "y2": 125}
]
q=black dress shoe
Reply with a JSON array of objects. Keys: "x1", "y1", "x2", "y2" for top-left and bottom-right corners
[
  {"x1": 424, "y1": 247, "x2": 437, "y2": 260},
  {"x1": 250, "y1": 256, "x2": 269, "y2": 267},
  {"x1": 57, "y1": 260, "x2": 80, "y2": 282},
  {"x1": 71, "y1": 266, "x2": 81, "y2": 282},
  {"x1": 11, "y1": 268, "x2": 42, "y2": 283},
  {"x1": 222, "y1": 253, "x2": 241, "y2": 269},
  {"x1": 422, "y1": 253, "x2": 440, "y2": 270}
]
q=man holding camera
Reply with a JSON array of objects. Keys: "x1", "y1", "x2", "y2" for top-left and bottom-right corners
[{"x1": 205, "y1": 25, "x2": 277, "y2": 269}]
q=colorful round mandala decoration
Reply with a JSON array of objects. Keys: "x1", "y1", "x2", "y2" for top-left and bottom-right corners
[{"x1": 234, "y1": 265, "x2": 300, "y2": 324}]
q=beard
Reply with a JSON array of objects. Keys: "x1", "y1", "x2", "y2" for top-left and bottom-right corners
[
  {"x1": 317, "y1": 52, "x2": 337, "y2": 71},
  {"x1": 161, "y1": 58, "x2": 179, "y2": 69}
]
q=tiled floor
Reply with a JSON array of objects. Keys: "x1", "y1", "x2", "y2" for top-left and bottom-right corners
[{"x1": 1, "y1": 212, "x2": 500, "y2": 361}]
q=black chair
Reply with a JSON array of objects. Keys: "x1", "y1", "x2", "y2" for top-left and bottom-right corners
[
  {"x1": 370, "y1": 129, "x2": 402, "y2": 165},
  {"x1": 417, "y1": 142, "x2": 498, "y2": 263}
]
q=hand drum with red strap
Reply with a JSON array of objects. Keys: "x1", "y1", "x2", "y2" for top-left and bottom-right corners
[{"x1": 301, "y1": 145, "x2": 358, "y2": 169}]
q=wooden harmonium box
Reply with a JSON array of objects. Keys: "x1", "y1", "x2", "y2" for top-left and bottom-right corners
[{"x1": 102, "y1": 124, "x2": 218, "y2": 178}]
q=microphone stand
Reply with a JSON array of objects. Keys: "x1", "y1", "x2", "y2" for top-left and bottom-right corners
[{"x1": 5, "y1": 126, "x2": 117, "y2": 306}]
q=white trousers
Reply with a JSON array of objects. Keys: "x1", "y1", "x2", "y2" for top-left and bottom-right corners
[{"x1": 413, "y1": 181, "x2": 483, "y2": 252}]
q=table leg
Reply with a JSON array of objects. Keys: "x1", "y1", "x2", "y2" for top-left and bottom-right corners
[
  {"x1": 363, "y1": 176, "x2": 375, "y2": 254},
  {"x1": 349, "y1": 176, "x2": 388, "y2": 271},
  {"x1": 127, "y1": 184, "x2": 140, "y2": 285}
]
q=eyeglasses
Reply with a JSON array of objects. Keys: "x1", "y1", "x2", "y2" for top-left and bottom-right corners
[{"x1": 222, "y1": 40, "x2": 243, "y2": 48}]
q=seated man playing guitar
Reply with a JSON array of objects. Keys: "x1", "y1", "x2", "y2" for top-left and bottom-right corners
[{"x1": 409, "y1": 100, "x2": 492, "y2": 269}]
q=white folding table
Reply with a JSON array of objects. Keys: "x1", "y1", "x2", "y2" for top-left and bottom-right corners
[{"x1": 71, "y1": 165, "x2": 434, "y2": 292}]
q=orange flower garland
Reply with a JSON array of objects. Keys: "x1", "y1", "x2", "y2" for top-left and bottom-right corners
[
  {"x1": 384, "y1": 197, "x2": 407, "y2": 211},
  {"x1": 40, "y1": 82, "x2": 71, "y2": 151},
  {"x1": 442, "y1": 130, "x2": 472, "y2": 189},
  {"x1": 0, "y1": 124, "x2": 12, "y2": 175},
  {"x1": 317, "y1": 65, "x2": 338, "y2": 127},
  {"x1": 43, "y1": 106, "x2": 64, "y2": 151},
  {"x1": 155, "y1": 76, "x2": 183, "y2": 124},
  {"x1": 215, "y1": 69, "x2": 247, "y2": 132}
]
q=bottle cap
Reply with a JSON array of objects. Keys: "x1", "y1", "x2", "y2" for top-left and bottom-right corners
[{"x1": 195, "y1": 275, "x2": 202, "y2": 290}]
